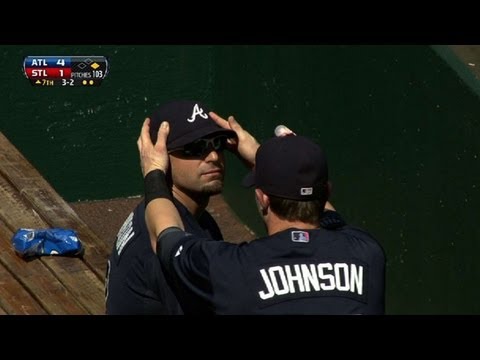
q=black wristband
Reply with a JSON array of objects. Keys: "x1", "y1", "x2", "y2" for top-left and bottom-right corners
[{"x1": 144, "y1": 169, "x2": 173, "y2": 207}]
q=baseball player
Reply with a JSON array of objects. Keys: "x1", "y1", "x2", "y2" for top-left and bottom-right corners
[
  {"x1": 105, "y1": 100, "x2": 236, "y2": 314},
  {"x1": 137, "y1": 113, "x2": 386, "y2": 314}
]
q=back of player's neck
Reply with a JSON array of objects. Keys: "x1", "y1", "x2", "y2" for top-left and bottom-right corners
[{"x1": 267, "y1": 217, "x2": 317, "y2": 236}]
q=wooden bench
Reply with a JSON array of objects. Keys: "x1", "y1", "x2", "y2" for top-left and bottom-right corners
[{"x1": 0, "y1": 132, "x2": 111, "y2": 314}]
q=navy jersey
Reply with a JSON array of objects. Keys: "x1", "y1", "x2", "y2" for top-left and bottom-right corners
[
  {"x1": 105, "y1": 198, "x2": 223, "y2": 315},
  {"x1": 158, "y1": 211, "x2": 385, "y2": 315}
]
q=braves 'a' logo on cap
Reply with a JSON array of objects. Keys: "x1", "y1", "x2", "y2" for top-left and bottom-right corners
[{"x1": 187, "y1": 103, "x2": 209, "y2": 123}]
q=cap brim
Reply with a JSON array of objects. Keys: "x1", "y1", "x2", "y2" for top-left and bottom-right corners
[
  {"x1": 242, "y1": 170, "x2": 256, "y2": 188},
  {"x1": 168, "y1": 128, "x2": 236, "y2": 150}
]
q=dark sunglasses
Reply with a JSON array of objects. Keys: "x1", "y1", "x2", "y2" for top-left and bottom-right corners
[{"x1": 170, "y1": 135, "x2": 229, "y2": 157}]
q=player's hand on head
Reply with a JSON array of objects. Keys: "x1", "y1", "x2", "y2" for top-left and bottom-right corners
[
  {"x1": 137, "y1": 118, "x2": 170, "y2": 177},
  {"x1": 209, "y1": 111, "x2": 259, "y2": 167}
]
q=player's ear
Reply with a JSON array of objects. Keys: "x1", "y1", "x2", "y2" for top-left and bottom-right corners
[{"x1": 255, "y1": 188, "x2": 270, "y2": 213}]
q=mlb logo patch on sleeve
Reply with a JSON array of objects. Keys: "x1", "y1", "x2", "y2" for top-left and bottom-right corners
[{"x1": 291, "y1": 231, "x2": 309, "y2": 243}]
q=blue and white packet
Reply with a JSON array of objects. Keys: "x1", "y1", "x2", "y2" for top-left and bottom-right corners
[{"x1": 12, "y1": 228, "x2": 84, "y2": 258}]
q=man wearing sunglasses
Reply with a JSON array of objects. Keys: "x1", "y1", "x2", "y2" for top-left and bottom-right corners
[
  {"x1": 138, "y1": 114, "x2": 385, "y2": 315},
  {"x1": 105, "y1": 100, "x2": 236, "y2": 314}
]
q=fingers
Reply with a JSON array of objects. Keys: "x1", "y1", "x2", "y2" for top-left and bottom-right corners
[
  {"x1": 137, "y1": 118, "x2": 171, "y2": 177},
  {"x1": 155, "y1": 121, "x2": 170, "y2": 151},
  {"x1": 209, "y1": 111, "x2": 244, "y2": 135},
  {"x1": 137, "y1": 118, "x2": 151, "y2": 176},
  {"x1": 209, "y1": 111, "x2": 230, "y2": 129},
  {"x1": 137, "y1": 117, "x2": 151, "y2": 152},
  {"x1": 227, "y1": 138, "x2": 237, "y2": 146},
  {"x1": 227, "y1": 116, "x2": 243, "y2": 133},
  {"x1": 140, "y1": 117, "x2": 151, "y2": 142}
]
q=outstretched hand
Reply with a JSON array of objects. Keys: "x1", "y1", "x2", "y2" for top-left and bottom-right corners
[
  {"x1": 137, "y1": 118, "x2": 170, "y2": 177},
  {"x1": 209, "y1": 111, "x2": 259, "y2": 167}
]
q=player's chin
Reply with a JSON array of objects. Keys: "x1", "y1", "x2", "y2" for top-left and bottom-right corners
[{"x1": 202, "y1": 180, "x2": 223, "y2": 195}]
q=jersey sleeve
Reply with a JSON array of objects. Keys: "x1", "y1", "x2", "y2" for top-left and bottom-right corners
[{"x1": 156, "y1": 228, "x2": 220, "y2": 313}]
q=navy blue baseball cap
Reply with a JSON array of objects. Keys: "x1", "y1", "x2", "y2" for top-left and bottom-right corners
[
  {"x1": 149, "y1": 100, "x2": 236, "y2": 150},
  {"x1": 242, "y1": 135, "x2": 328, "y2": 201}
]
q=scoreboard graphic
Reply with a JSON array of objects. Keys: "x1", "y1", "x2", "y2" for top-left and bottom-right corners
[{"x1": 23, "y1": 56, "x2": 109, "y2": 87}]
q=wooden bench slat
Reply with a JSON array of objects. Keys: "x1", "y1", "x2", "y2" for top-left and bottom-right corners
[
  {"x1": 0, "y1": 133, "x2": 108, "y2": 314},
  {"x1": 0, "y1": 175, "x2": 45, "y2": 228},
  {"x1": 0, "y1": 220, "x2": 89, "y2": 314},
  {"x1": 0, "y1": 260, "x2": 47, "y2": 314},
  {"x1": 0, "y1": 132, "x2": 110, "y2": 280},
  {"x1": 0, "y1": 188, "x2": 106, "y2": 314}
]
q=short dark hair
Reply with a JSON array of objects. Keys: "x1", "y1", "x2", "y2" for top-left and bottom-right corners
[{"x1": 268, "y1": 189, "x2": 327, "y2": 226}]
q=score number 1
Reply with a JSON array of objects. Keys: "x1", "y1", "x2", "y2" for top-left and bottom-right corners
[{"x1": 55, "y1": 58, "x2": 73, "y2": 86}]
